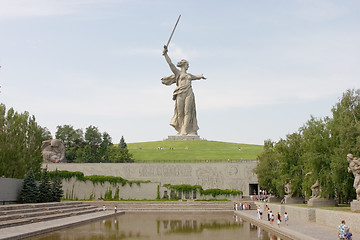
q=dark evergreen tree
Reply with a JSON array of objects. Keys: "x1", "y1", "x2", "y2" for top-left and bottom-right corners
[
  {"x1": 51, "y1": 169, "x2": 63, "y2": 202},
  {"x1": 38, "y1": 168, "x2": 52, "y2": 203},
  {"x1": 99, "y1": 132, "x2": 112, "y2": 162},
  {"x1": 108, "y1": 145, "x2": 134, "y2": 163},
  {"x1": 18, "y1": 169, "x2": 39, "y2": 203},
  {"x1": 119, "y1": 136, "x2": 127, "y2": 149}
]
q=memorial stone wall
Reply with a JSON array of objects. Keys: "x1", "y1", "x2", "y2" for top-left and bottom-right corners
[{"x1": 45, "y1": 161, "x2": 258, "y2": 196}]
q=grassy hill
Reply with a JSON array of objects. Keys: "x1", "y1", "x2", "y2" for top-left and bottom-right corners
[{"x1": 127, "y1": 140, "x2": 263, "y2": 162}]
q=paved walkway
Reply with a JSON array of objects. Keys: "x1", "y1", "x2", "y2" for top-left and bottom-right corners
[
  {"x1": 0, "y1": 211, "x2": 124, "y2": 240},
  {"x1": 235, "y1": 210, "x2": 359, "y2": 240}
]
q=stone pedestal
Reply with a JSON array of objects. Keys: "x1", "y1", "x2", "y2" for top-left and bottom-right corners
[
  {"x1": 166, "y1": 135, "x2": 203, "y2": 141},
  {"x1": 307, "y1": 198, "x2": 337, "y2": 207},
  {"x1": 284, "y1": 196, "x2": 304, "y2": 204},
  {"x1": 350, "y1": 200, "x2": 360, "y2": 211}
]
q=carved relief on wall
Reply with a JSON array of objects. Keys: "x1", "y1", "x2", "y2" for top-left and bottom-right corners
[
  {"x1": 195, "y1": 166, "x2": 224, "y2": 189},
  {"x1": 138, "y1": 165, "x2": 192, "y2": 178}
]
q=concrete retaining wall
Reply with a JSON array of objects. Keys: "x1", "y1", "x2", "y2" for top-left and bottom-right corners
[
  {"x1": 0, "y1": 178, "x2": 23, "y2": 202},
  {"x1": 316, "y1": 208, "x2": 360, "y2": 233},
  {"x1": 45, "y1": 162, "x2": 258, "y2": 195},
  {"x1": 62, "y1": 177, "x2": 158, "y2": 200},
  {"x1": 62, "y1": 178, "x2": 243, "y2": 201}
]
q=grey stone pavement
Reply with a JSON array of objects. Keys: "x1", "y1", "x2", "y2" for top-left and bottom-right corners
[
  {"x1": 235, "y1": 209, "x2": 360, "y2": 240},
  {"x1": 0, "y1": 211, "x2": 124, "y2": 240}
]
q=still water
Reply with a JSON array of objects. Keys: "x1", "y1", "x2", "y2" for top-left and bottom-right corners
[{"x1": 28, "y1": 212, "x2": 285, "y2": 240}]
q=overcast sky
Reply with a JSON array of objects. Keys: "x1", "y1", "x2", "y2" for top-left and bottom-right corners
[{"x1": 1, "y1": 0, "x2": 359, "y2": 145}]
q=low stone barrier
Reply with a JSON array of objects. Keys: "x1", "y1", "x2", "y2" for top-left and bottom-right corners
[
  {"x1": 316, "y1": 208, "x2": 360, "y2": 234},
  {"x1": 255, "y1": 202, "x2": 360, "y2": 233},
  {"x1": 0, "y1": 178, "x2": 23, "y2": 203}
]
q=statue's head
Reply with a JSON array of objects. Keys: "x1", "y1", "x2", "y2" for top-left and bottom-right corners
[
  {"x1": 347, "y1": 153, "x2": 354, "y2": 162},
  {"x1": 177, "y1": 59, "x2": 189, "y2": 70}
]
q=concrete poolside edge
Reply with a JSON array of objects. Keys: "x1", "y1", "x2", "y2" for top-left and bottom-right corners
[
  {"x1": 234, "y1": 210, "x2": 318, "y2": 240},
  {"x1": 0, "y1": 211, "x2": 124, "y2": 240}
]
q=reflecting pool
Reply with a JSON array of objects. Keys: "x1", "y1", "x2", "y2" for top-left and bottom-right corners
[{"x1": 27, "y1": 212, "x2": 286, "y2": 240}]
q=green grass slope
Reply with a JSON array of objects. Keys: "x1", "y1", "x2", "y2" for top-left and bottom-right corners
[{"x1": 127, "y1": 141, "x2": 263, "y2": 162}]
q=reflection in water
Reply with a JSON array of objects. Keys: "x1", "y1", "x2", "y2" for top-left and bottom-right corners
[{"x1": 27, "y1": 212, "x2": 284, "y2": 240}]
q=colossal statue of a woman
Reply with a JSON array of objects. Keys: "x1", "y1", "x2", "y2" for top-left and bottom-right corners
[{"x1": 161, "y1": 48, "x2": 206, "y2": 136}]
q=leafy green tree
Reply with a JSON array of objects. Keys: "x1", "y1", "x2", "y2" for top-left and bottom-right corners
[
  {"x1": 274, "y1": 133, "x2": 304, "y2": 197},
  {"x1": 38, "y1": 168, "x2": 52, "y2": 202},
  {"x1": 0, "y1": 104, "x2": 50, "y2": 178},
  {"x1": 51, "y1": 169, "x2": 63, "y2": 202},
  {"x1": 300, "y1": 116, "x2": 333, "y2": 198},
  {"x1": 256, "y1": 89, "x2": 360, "y2": 202},
  {"x1": 82, "y1": 125, "x2": 102, "y2": 162},
  {"x1": 254, "y1": 140, "x2": 280, "y2": 196},
  {"x1": 55, "y1": 125, "x2": 84, "y2": 162},
  {"x1": 18, "y1": 169, "x2": 39, "y2": 203},
  {"x1": 328, "y1": 89, "x2": 360, "y2": 202}
]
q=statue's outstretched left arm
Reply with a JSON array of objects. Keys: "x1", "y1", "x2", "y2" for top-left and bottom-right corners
[{"x1": 190, "y1": 74, "x2": 206, "y2": 80}]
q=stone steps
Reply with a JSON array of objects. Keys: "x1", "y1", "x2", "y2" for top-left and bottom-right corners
[
  {"x1": 0, "y1": 202, "x2": 77, "y2": 212},
  {"x1": 90, "y1": 201, "x2": 238, "y2": 212},
  {"x1": 0, "y1": 205, "x2": 97, "y2": 222},
  {"x1": 0, "y1": 203, "x2": 87, "y2": 217},
  {"x1": 0, "y1": 202, "x2": 100, "y2": 229}
]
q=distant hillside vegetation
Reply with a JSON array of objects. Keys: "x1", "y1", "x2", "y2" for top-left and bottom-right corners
[{"x1": 127, "y1": 140, "x2": 263, "y2": 162}]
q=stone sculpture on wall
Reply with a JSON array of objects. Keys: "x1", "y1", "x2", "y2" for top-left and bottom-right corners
[
  {"x1": 347, "y1": 153, "x2": 360, "y2": 201},
  {"x1": 41, "y1": 139, "x2": 66, "y2": 163},
  {"x1": 310, "y1": 179, "x2": 321, "y2": 199},
  {"x1": 284, "y1": 182, "x2": 292, "y2": 197}
]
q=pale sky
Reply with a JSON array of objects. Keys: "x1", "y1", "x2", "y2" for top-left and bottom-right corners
[{"x1": 1, "y1": 0, "x2": 359, "y2": 145}]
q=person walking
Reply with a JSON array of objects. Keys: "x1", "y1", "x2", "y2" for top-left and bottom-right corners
[
  {"x1": 284, "y1": 212, "x2": 288, "y2": 226},
  {"x1": 277, "y1": 212, "x2": 281, "y2": 228},
  {"x1": 269, "y1": 211, "x2": 274, "y2": 225},
  {"x1": 338, "y1": 220, "x2": 347, "y2": 240}
]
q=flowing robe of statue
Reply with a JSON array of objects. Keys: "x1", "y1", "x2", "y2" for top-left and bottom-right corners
[
  {"x1": 162, "y1": 49, "x2": 205, "y2": 136},
  {"x1": 347, "y1": 153, "x2": 360, "y2": 200}
]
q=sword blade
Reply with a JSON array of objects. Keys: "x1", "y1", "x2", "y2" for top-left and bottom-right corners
[{"x1": 165, "y1": 14, "x2": 181, "y2": 49}]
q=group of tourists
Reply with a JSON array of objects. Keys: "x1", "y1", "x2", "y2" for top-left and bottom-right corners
[
  {"x1": 252, "y1": 189, "x2": 269, "y2": 202},
  {"x1": 256, "y1": 205, "x2": 288, "y2": 228},
  {"x1": 233, "y1": 202, "x2": 251, "y2": 211},
  {"x1": 338, "y1": 220, "x2": 353, "y2": 240}
]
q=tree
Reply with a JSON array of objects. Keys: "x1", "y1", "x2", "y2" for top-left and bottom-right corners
[
  {"x1": 51, "y1": 169, "x2": 63, "y2": 202},
  {"x1": 328, "y1": 89, "x2": 360, "y2": 202},
  {"x1": 18, "y1": 169, "x2": 39, "y2": 203},
  {"x1": 274, "y1": 133, "x2": 304, "y2": 197},
  {"x1": 254, "y1": 140, "x2": 280, "y2": 196},
  {"x1": 108, "y1": 145, "x2": 134, "y2": 163},
  {"x1": 300, "y1": 116, "x2": 333, "y2": 198},
  {"x1": 255, "y1": 89, "x2": 360, "y2": 202},
  {"x1": 38, "y1": 168, "x2": 52, "y2": 202},
  {"x1": 0, "y1": 104, "x2": 50, "y2": 178},
  {"x1": 82, "y1": 125, "x2": 102, "y2": 162},
  {"x1": 99, "y1": 132, "x2": 112, "y2": 162},
  {"x1": 55, "y1": 125, "x2": 84, "y2": 162},
  {"x1": 119, "y1": 136, "x2": 127, "y2": 149}
]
